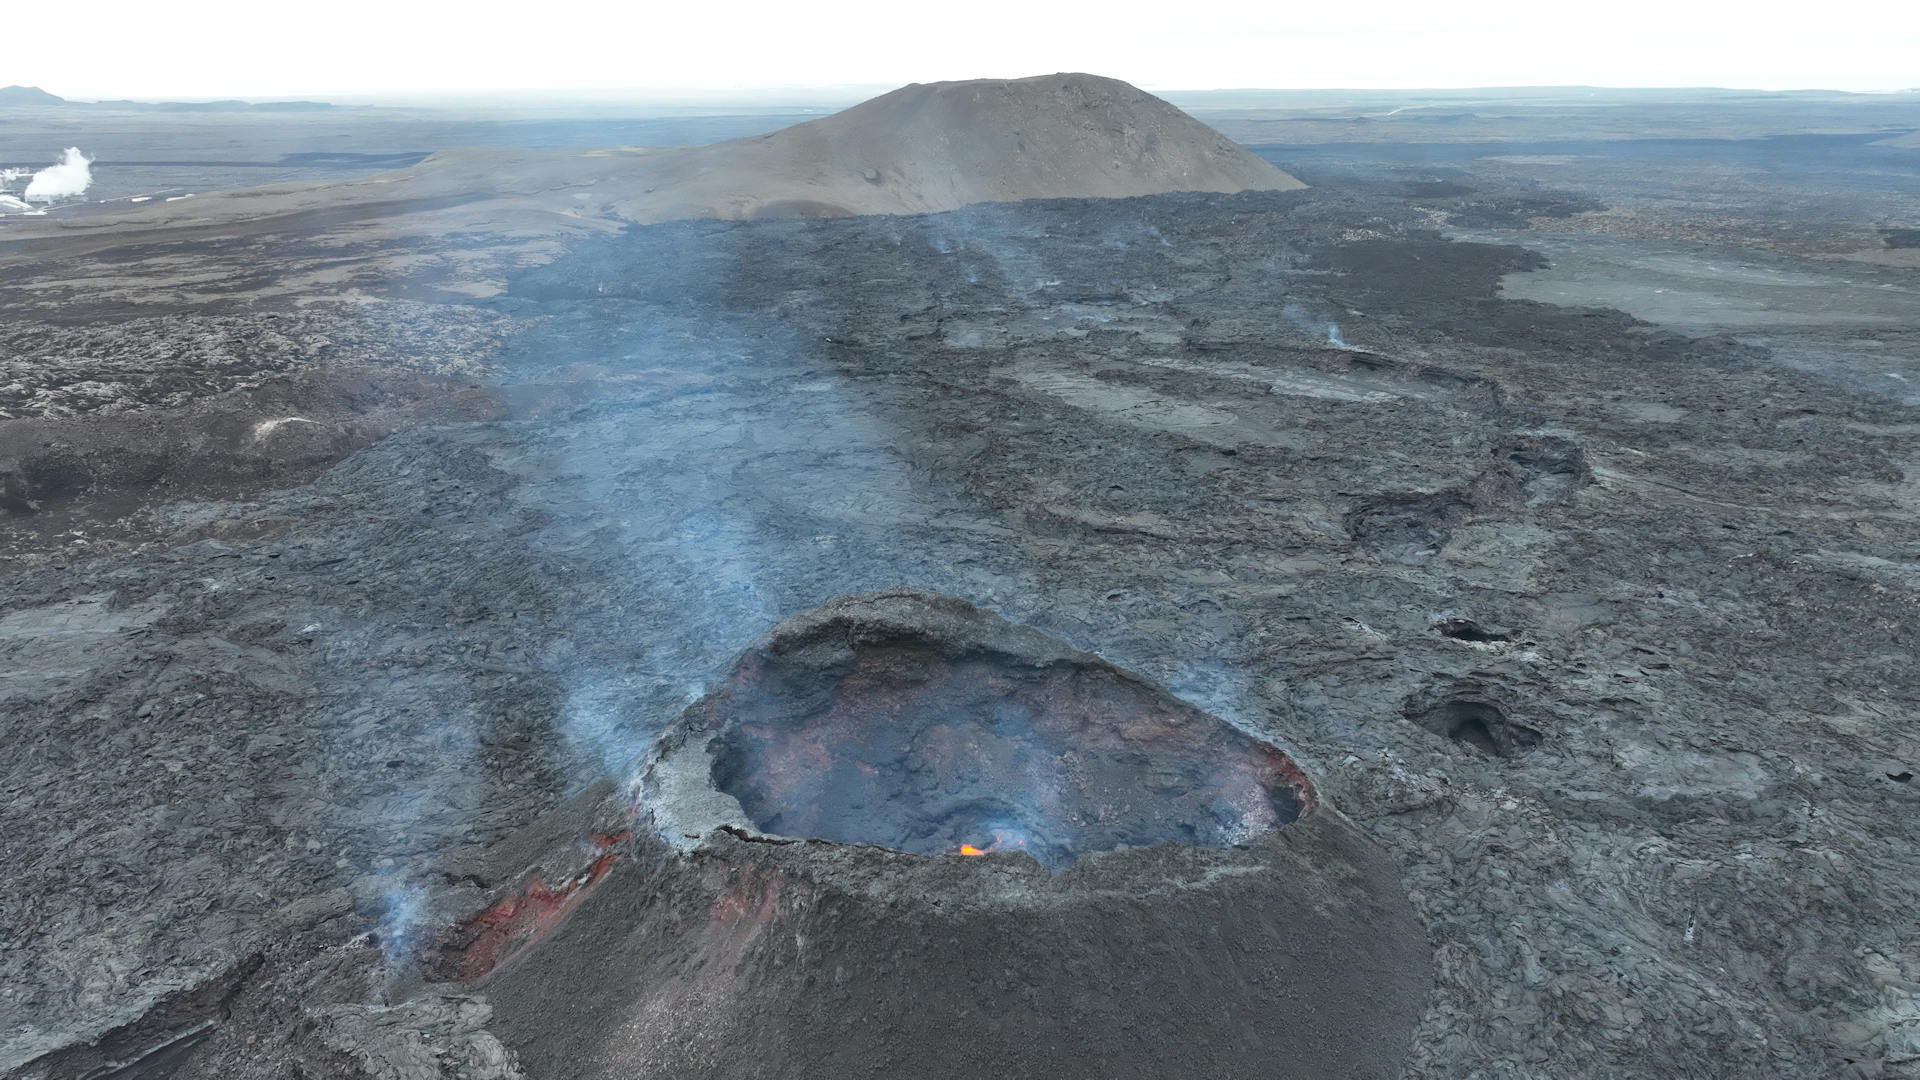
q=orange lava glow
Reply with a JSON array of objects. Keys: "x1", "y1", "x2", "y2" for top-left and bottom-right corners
[{"x1": 958, "y1": 844, "x2": 986, "y2": 856}]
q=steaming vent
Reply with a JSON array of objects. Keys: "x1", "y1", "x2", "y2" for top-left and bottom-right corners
[{"x1": 652, "y1": 588, "x2": 1316, "y2": 869}]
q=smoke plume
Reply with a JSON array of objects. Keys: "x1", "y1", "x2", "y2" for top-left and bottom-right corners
[{"x1": 23, "y1": 147, "x2": 93, "y2": 203}]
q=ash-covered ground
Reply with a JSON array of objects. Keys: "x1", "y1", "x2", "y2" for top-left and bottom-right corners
[{"x1": 3, "y1": 100, "x2": 1920, "y2": 1079}]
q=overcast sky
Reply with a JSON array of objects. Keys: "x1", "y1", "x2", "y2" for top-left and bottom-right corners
[{"x1": 6, "y1": 0, "x2": 1915, "y2": 99}]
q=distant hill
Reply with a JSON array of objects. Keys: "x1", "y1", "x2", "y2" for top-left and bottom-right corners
[
  {"x1": 558, "y1": 72, "x2": 1306, "y2": 222},
  {"x1": 0, "y1": 85, "x2": 65, "y2": 107},
  {"x1": 728, "y1": 72, "x2": 1306, "y2": 210}
]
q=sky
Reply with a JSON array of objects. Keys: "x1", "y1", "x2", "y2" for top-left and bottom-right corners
[{"x1": 4, "y1": 0, "x2": 1916, "y2": 99}]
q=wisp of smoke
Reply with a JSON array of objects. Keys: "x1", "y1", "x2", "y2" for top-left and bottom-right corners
[
  {"x1": 372, "y1": 877, "x2": 429, "y2": 980},
  {"x1": 24, "y1": 147, "x2": 93, "y2": 203},
  {"x1": 1280, "y1": 300, "x2": 1348, "y2": 348}
]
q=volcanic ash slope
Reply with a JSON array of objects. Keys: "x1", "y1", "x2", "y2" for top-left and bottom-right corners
[{"x1": 613, "y1": 71, "x2": 1307, "y2": 220}]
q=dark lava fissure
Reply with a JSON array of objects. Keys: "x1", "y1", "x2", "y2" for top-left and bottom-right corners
[{"x1": 705, "y1": 642, "x2": 1310, "y2": 869}]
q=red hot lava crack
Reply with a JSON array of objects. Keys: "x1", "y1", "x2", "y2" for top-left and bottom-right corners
[{"x1": 425, "y1": 832, "x2": 629, "y2": 983}]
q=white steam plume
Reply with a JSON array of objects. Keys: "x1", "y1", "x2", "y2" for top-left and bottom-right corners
[{"x1": 24, "y1": 148, "x2": 93, "y2": 203}]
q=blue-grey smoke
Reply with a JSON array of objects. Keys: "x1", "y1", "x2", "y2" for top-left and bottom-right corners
[
  {"x1": 524, "y1": 296, "x2": 929, "y2": 787},
  {"x1": 1281, "y1": 300, "x2": 1347, "y2": 348},
  {"x1": 375, "y1": 879, "x2": 427, "y2": 954},
  {"x1": 923, "y1": 208, "x2": 1057, "y2": 295}
]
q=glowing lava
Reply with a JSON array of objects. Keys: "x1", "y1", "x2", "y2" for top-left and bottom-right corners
[{"x1": 957, "y1": 829, "x2": 1029, "y2": 857}]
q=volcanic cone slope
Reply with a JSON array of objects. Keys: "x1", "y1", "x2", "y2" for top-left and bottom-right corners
[
  {"x1": 476, "y1": 589, "x2": 1430, "y2": 1080},
  {"x1": 622, "y1": 71, "x2": 1307, "y2": 220}
]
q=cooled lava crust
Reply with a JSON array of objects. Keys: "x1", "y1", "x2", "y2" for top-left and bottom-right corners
[{"x1": 477, "y1": 589, "x2": 1432, "y2": 1080}]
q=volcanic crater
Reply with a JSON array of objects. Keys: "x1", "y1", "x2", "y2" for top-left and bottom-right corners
[
  {"x1": 459, "y1": 589, "x2": 1431, "y2": 1080},
  {"x1": 696, "y1": 603, "x2": 1315, "y2": 868}
]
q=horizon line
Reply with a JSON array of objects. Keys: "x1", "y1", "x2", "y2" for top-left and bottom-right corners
[{"x1": 10, "y1": 80, "x2": 1920, "y2": 106}]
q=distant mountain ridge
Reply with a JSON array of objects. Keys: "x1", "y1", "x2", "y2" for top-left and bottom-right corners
[
  {"x1": 0, "y1": 85, "x2": 331, "y2": 111},
  {"x1": 91, "y1": 98, "x2": 335, "y2": 112}
]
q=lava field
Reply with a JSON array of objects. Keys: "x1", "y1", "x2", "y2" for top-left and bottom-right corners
[{"x1": 4, "y1": 136, "x2": 1920, "y2": 1079}]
